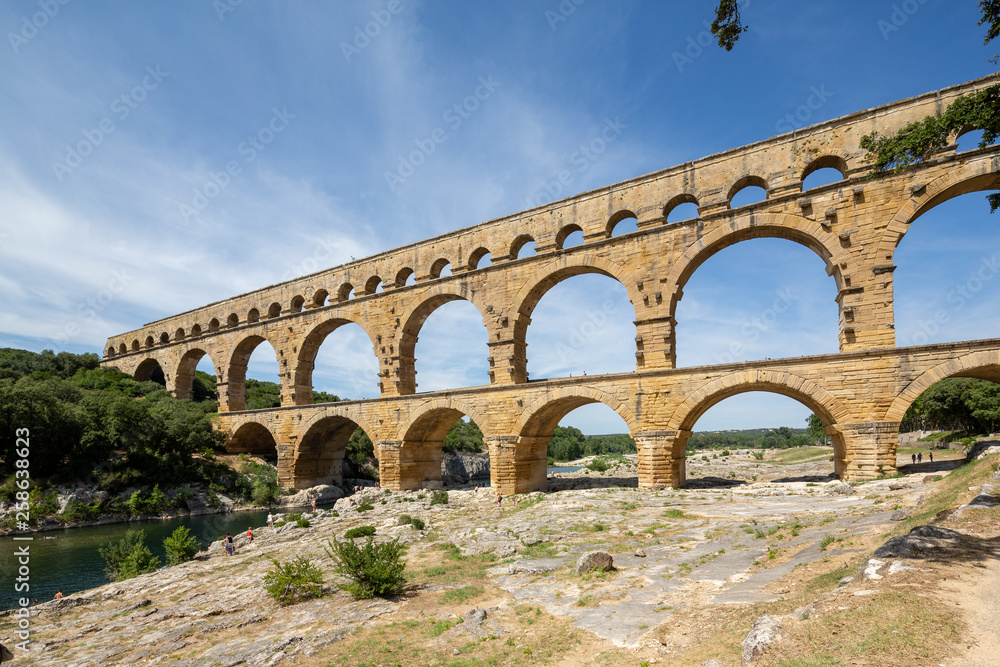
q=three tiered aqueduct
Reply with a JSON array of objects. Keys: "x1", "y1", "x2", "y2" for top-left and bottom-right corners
[{"x1": 103, "y1": 75, "x2": 1000, "y2": 494}]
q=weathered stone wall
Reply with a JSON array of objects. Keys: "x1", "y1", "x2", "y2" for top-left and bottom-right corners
[{"x1": 100, "y1": 75, "x2": 1000, "y2": 494}]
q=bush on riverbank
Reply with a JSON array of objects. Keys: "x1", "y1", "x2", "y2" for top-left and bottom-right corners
[
  {"x1": 99, "y1": 529, "x2": 161, "y2": 581},
  {"x1": 163, "y1": 526, "x2": 200, "y2": 565}
]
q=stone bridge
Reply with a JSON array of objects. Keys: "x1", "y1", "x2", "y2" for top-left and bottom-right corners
[{"x1": 102, "y1": 74, "x2": 1000, "y2": 494}]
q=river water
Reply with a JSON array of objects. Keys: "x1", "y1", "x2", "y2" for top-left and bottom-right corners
[{"x1": 1, "y1": 505, "x2": 319, "y2": 609}]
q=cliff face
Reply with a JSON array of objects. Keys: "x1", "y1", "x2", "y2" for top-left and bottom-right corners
[{"x1": 442, "y1": 452, "x2": 491, "y2": 483}]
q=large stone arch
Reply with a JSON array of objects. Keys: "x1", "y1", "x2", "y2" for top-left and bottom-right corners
[
  {"x1": 174, "y1": 346, "x2": 221, "y2": 400},
  {"x1": 395, "y1": 286, "x2": 491, "y2": 395},
  {"x1": 225, "y1": 331, "x2": 285, "y2": 411},
  {"x1": 291, "y1": 317, "x2": 379, "y2": 405},
  {"x1": 664, "y1": 212, "x2": 848, "y2": 320},
  {"x1": 666, "y1": 369, "x2": 851, "y2": 470},
  {"x1": 886, "y1": 349, "x2": 1000, "y2": 422},
  {"x1": 296, "y1": 404, "x2": 382, "y2": 458},
  {"x1": 133, "y1": 356, "x2": 167, "y2": 385},
  {"x1": 226, "y1": 420, "x2": 279, "y2": 456},
  {"x1": 502, "y1": 386, "x2": 638, "y2": 493},
  {"x1": 289, "y1": 412, "x2": 379, "y2": 490},
  {"x1": 876, "y1": 156, "x2": 1000, "y2": 260},
  {"x1": 380, "y1": 397, "x2": 491, "y2": 491},
  {"x1": 510, "y1": 254, "x2": 640, "y2": 380}
]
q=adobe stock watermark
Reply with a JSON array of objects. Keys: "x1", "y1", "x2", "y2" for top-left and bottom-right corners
[
  {"x1": 8, "y1": 0, "x2": 70, "y2": 54},
  {"x1": 523, "y1": 117, "x2": 626, "y2": 209},
  {"x1": 897, "y1": 252, "x2": 999, "y2": 347},
  {"x1": 178, "y1": 107, "x2": 295, "y2": 224},
  {"x1": 341, "y1": 0, "x2": 404, "y2": 63},
  {"x1": 774, "y1": 85, "x2": 834, "y2": 133},
  {"x1": 50, "y1": 269, "x2": 134, "y2": 349},
  {"x1": 12, "y1": 427, "x2": 33, "y2": 656},
  {"x1": 545, "y1": 0, "x2": 586, "y2": 31},
  {"x1": 714, "y1": 287, "x2": 798, "y2": 364},
  {"x1": 281, "y1": 234, "x2": 351, "y2": 282},
  {"x1": 213, "y1": 0, "x2": 244, "y2": 21},
  {"x1": 51, "y1": 65, "x2": 169, "y2": 182},
  {"x1": 877, "y1": 0, "x2": 928, "y2": 41},
  {"x1": 671, "y1": 0, "x2": 750, "y2": 74},
  {"x1": 383, "y1": 75, "x2": 501, "y2": 193}
]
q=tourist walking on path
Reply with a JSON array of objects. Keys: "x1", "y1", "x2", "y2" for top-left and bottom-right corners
[
  {"x1": 224, "y1": 533, "x2": 234, "y2": 556},
  {"x1": 496, "y1": 492, "x2": 503, "y2": 513},
  {"x1": 929, "y1": 451, "x2": 934, "y2": 463},
  {"x1": 911, "y1": 453, "x2": 916, "y2": 464},
  {"x1": 918, "y1": 452, "x2": 923, "y2": 463},
  {"x1": 246, "y1": 527, "x2": 253, "y2": 544}
]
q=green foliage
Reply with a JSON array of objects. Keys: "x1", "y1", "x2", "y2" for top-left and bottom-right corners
[
  {"x1": 262, "y1": 556, "x2": 325, "y2": 605},
  {"x1": 163, "y1": 526, "x2": 200, "y2": 565},
  {"x1": 901, "y1": 378, "x2": 1000, "y2": 434},
  {"x1": 345, "y1": 525, "x2": 376, "y2": 539},
  {"x1": 125, "y1": 484, "x2": 171, "y2": 515},
  {"x1": 546, "y1": 427, "x2": 637, "y2": 462},
  {"x1": 686, "y1": 425, "x2": 812, "y2": 452},
  {"x1": 397, "y1": 515, "x2": 426, "y2": 530},
  {"x1": 429, "y1": 490, "x2": 448, "y2": 506},
  {"x1": 443, "y1": 418, "x2": 485, "y2": 453},
  {"x1": 357, "y1": 503, "x2": 375, "y2": 512},
  {"x1": 325, "y1": 536, "x2": 407, "y2": 599},
  {"x1": 805, "y1": 413, "x2": 827, "y2": 444},
  {"x1": 296, "y1": 518, "x2": 310, "y2": 528},
  {"x1": 861, "y1": 84, "x2": 1000, "y2": 211},
  {"x1": 238, "y1": 460, "x2": 280, "y2": 505},
  {"x1": 711, "y1": 0, "x2": 747, "y2": 51},
  {"x1": 586, "y1": 458, "x2": 610, "y2": 472},
  {"x1": 99, "y1": 529, "x2": 161, "y2": 581}
]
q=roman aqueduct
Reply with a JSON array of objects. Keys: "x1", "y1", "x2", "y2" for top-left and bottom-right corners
[{"x1": 102, "y1": 75, "x2": 1000, "y2": 494}]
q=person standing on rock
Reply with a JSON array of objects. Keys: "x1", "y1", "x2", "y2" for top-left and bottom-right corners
[
  {"x1": 496, "y1": 492, "x2": 503, "y2": 512},
  {"x1": 911, "y1": 453, "x2": 916, "y2": 464},
  {"x1": 311, "y1": 497, "x2": 317, "y2": 512},
  {"x1": 929, "y1": 451, "x2": 933, "y2": 463},
  {"x1": 267, "y1": 512, "x2": 274, "y2": 529},
  {"x1": 224, "y1": 533, "x2": 234, "y2": 556},
  {"x1": 247, "y1": 527, "x2": 254, "y2": 544},
  {"x1": 918, "y1": 452, "x2": 922, "y2": 463}
]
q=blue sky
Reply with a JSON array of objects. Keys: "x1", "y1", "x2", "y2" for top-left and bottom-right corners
[{"x1": 2, "y1": 0, "x2": 999, "y2": 435}]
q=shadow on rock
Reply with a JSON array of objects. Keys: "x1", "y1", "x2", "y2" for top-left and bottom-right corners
[
  {"x1": 684, "y1": 476, "x2": 747, "y2": 489},
  {"x1": 770, "y1": 473, "x2": 838, "y2": 484},
  {"x1": 546, "y1": 475, "x2": 638, "y2": 491},
  {"x1": 874, "y1": 525, "x2": 1000, "y2": 562}
]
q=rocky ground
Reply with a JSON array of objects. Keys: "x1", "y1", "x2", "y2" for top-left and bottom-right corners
[{"x1": 4, "y1": 445, "x2": 999, "y2": 666}]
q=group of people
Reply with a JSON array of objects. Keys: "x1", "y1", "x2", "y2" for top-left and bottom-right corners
[
  {"x1": 910, "y1": 451, "x2": 934, "y2": 464},
  {"x1": 221, "y1": 527, "x2": 255, "y2": 556}
]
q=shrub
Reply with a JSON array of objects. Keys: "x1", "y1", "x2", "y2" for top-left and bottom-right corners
[
  {"x1": 398, "y1": 514, "x2": 412, "y2": 525},
  {"x1": 345, "y1": 525, "x2": 376, "y2": 539},
  {"x1": 357, "y1": 503, "x2": 375, "y2": 512},
  {"x1": 330, "y1": 510, "x2": 339, "y2": 517},
  {"x1": 262, "y1": 556, "x2": 324, "y2": 605},
  {"x1": 296, "y1": 518, "x2": 310, "y2": 528},
  {"x1": 429, "y1": 490, "x2": 448, "y2": 506},
  {"x1": 410, "y1": 518, "x2": 425, "y2": 530},
  {"x1": 752, "y1": 451, "x2": 765, "y2": 460},
  {"x1": 99, "y1": 529, "x2": 161, "y2": 581},
  {"x1": 59, "y1": 499, "x2": 98, "y2": 523},
  {"x1": 163, "y1": 526, "x2": 200, "y2": 565},
  {"x1": 274, "y1": 520, "x2": 287, "y2": 528},
  {"x1": 285, "y1": 513, "x2": 302, "y2": 522},
  {"x1": 722, "y1": 449, "x2": 731, "y2": 457},
  {"x1": 173, "y1": 486, "x2": 195, "y2": 510},
  {"x1": 586, "y1": 458, "x2": 610, "y2": 472},
  {"x1": 819, "y1": 535, "x2": 835, "y2": 551},
  {"x1": 326, "y1": 536, "x2": 406, "y2": 599}
]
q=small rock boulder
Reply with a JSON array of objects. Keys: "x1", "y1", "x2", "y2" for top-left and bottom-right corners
[
  {"x1": 634, "y1": 548, "x2": 647, "y2": 558},
  {"x1": 889, "y1": 509, "x2": 908, "y2": 521},
  {"x1": 858, "y1": 558, "x2": 886, "y2": 581},
  {"x1": 464, "y1": 608, "x2": 487, "y2": 627},
  {"x1": 574, "y1": 550, "x2": 614, "y2": 576},
  {"x1": 700, "y1": 660, "x2": 728, "y2": 667},
  {"x1": 741, "y1": 615, "x2": 783, "y2": 666},
  {"x1": 828, "y1": 482, "x2": 854, "y2": 496},
  {"x1": 874, "y1": 525, "x2": 967, "y2": 559}
]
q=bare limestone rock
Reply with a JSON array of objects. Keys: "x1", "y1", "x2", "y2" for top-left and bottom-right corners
[
  {"x1": 741, "y1": 615, "x2": 783, "y2": 666},
  {"x1": 874, "y1": 525, "x2": 968, "y2": 558},
  {"x1": 889, "y1": 509, "x2": 908, "y2": 521},
  {"x1": 828, "y1": 482, "x2": 854, "y2": 496},
  {"x1": 701, "y1": 660, "x2": 728, "y2": 667},
  {"x1": 574, "y1": 551, "x2": 614, "y2": 576}
]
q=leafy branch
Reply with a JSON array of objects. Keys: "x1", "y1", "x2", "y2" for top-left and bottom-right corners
[{"x1": 859, "y1": 83, "x2": 1000, "y2": 211}]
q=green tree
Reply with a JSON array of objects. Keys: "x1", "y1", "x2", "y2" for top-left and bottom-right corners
[
  {"x1": 163, "y1": 526, "x2": 200, "y2": 565},
  {"x1": 325, "y1": 536, "x2": 407, "y2": 599},
  {"x1": 443, "y1": 418, "x2": 485, "y2": 453},
  {"x1": 805, "y1": 414, "x2": 827, "y2": 445},
  {"x1": 262, "y1": 556, "x2": 325, "y2": 605},
  {"x1": 99, "y1": 529, "x2": 161, "y2": 581}
]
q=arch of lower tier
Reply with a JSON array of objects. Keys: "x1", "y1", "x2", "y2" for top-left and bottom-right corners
[
  {"x1": 663, "y1": 370, "x2": 854, "y2": 479},
  {"x1": 885, "y1": 349, "x2": 1000, "y2": 422}
]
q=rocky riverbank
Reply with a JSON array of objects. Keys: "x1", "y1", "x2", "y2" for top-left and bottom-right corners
[{"x1": 7, "y1": 450, "x2": 998, "y2": 666}]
